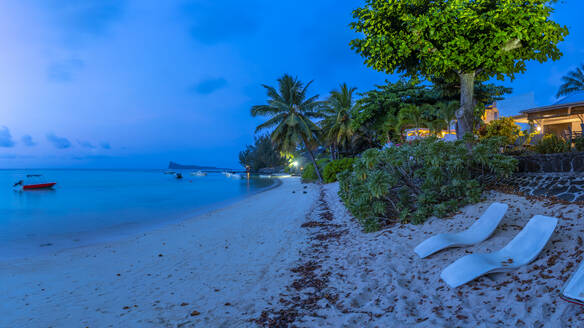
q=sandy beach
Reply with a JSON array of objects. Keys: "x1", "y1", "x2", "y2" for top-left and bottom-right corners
[
  {"x1": 0, "y1": 177, "x2": 319, "y2": 328},
  {"x1": 4, "y1": 177, "x2": 584, "y2": 327},
  {"x1": 255, "y1": 183, "x2": 584, "y2": 327}
]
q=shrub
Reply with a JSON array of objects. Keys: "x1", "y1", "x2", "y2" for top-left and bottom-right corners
[
  {"x1": 535, "y1": 134, "x2": 570, "y2": 154},
  {"x1": 574, "y1": 136, "x2": 584, "y2": 152},
  {"x1": 301, "y1": 158, "x2": 329, "y2": 181},
  {"x1": 338, "y1": 137, "x2": 517, "y2": 230},
  {"x1": 323, "y1": 158, "x2": 356, "y2": 183},
  {"x1": 477, "y1": 117, "x2": 522, "y2": 145}
]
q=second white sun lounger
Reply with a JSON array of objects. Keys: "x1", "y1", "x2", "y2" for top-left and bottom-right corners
[
  {"x1": 561, "y1": 261, "x2": 584, "y2": 306},
  {"x1": 440, "y1": 215, "x2": 558, "y2": 288},
  {"x1": 414, "y1": 202, "x2": 508, "y2": 258}
]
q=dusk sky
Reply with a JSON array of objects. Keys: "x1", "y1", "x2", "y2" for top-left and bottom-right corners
[{"x1": 1, "y1": 0, "x2": 583, "y2": 169}]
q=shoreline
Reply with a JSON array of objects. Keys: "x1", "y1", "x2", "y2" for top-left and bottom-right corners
[
  {"x1": 1, "y1": 176, "x2": 282, "y2": 261},
  {"x1": 1, "y1": 177, "x2": 317, "y2": 327}
]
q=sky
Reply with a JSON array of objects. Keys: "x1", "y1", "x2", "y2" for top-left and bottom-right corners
[{"x1": 0, "y1": 0, "x2": 583, "y2": 169}]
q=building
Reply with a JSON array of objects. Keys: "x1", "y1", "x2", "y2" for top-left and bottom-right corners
[
  {"x1": 513, "y1": 92, "x2": 584, "y2": 140},
  {"x1": 482, "y1": 102, "x2": 500, "y2": 123}
]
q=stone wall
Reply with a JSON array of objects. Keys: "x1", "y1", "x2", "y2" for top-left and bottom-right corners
[
  {"x1": 515, "y1": 152, "x2": 584, "y2": 173},
  {"x1": 485, "y1": 173, "x2": 584, "y2": 202}
]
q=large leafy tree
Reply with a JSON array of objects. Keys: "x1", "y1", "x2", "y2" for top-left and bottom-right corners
[
  {"x1": 350, "y1": 0, "x2": 568, "y2": 139},
  {"x1": 251, "y1": 74, "x2": 324, "y2": 182},
  {"x1": 557, "y1": 64, "x2": 584, "y2": 98},
  {"x1": 321, "y1": 83, "x2": 357, "y2": 159}
]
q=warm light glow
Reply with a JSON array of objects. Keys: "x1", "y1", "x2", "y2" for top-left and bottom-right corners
[
  {"x1": 293, "y1": 161, "x2": 299, "y2": 167},
  {"x1": 536, "y1": 126, "x2": 542, "y2": 132}
]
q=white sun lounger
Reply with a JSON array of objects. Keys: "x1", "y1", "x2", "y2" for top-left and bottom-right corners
[
  {"x1": 414, "y1": 202, "x2": 508, "y2": 258},
  {"x1": 561, "y1": 261, "x2": 584, "y2": 305},
  {"x1": 440, "y1": 215, "x2": 558, "y2": 288}
]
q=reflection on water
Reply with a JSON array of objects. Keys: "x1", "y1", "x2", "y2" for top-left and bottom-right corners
[{"x1": 0, "y1": 169, "x2": 273, "y2": 257}]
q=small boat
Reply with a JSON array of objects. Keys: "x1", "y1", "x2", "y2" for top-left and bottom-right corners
[
  {"x1": 191, "y1": 171, "x2": 207, "y2": 176},
  {"x1": 175, "y1": 173, "x2": 183, "y2": 179},
  {"x1": 13, "y1": 175, "x2": 57, "y2": 191},
  {"x1": 225, "y1": 172, "x2": 232, "y2": 178},
  {"x1": 231, "y1": 173, "x2": 242, "y2": 179}
]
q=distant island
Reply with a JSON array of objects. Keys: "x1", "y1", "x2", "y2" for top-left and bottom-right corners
[{"x1": 167, "y1": 161, "x2": 228, "y2": 170}]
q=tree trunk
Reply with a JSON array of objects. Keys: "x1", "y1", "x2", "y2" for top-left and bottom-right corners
[
  {"x1": 330, "y1": 145, "x2": 335, "y2": 161},
  {"x1": 303, "y1": 138, "x2": 323, "y2": 183},
  {"x1": 456, "y1": 72, "x2": 476, "y2": 140}
]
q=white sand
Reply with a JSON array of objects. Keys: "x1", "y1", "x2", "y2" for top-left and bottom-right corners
[
  {"x1": 288, "y1": 183, "x2": 584, "y2": 327},
  {"x1": 5, "y1": 178, "x2": 584, "y2": 327},
  {"x1": 0, "y1": 177, "x2": 319, "y2": 328}
]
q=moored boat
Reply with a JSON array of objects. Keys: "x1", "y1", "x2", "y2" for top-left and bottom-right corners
[
  {"x1": 192, "y1": 170, "x2": 207, "y2": 176},
  {"x1": 13, "y1": 175, "x2": 57, "y2": 191}
]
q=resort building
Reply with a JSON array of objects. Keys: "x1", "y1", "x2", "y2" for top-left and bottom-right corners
[
  {"x1": 482, "y1": 103, "x2": 500, "y2": 123},
  {"x1": 513, "y1": 92, "x2": 584, "y2": 140}
]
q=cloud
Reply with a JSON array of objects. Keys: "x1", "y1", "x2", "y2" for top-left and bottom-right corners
[
  {"x1": 100, "y1": 141, "x2": 111, "y2": 149},
  {"x1": 46, "y1": 133, "x2": 72, "y2": 149},
  {"x1": 21, "y1": 135, "x2": 36, "y2": 147},
  {"x1": 78, "y1": 140, "x2": 96, "y2": 149},
  {"x1": 0, "y1": 127, "x2": 15, "y2": 147},
  {"x1": 180, "y1": 1, "x2": 260, "y2": 44},
  {"x1": 189, "y1": 78, "x2": 228, "y2": 95},
  {"x1": 47, "y1": 58, "x2": 85, "y2": 82}
]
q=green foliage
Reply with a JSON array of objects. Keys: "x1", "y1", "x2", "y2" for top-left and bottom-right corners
[
  {"x1": 575, "y1": 136, "x2": 584, "y2": 152},
  {"x1": 251, "y1": 74, "x2": 324, "y2": 181},
  {"x1": 238, "y1": 135, "x2": 287, "y2": 171},
  {"x1": 350, "y1": 0, "x2": 567, "y2": 82},
  {"x1": 321, "y1": 83, "x2": 357, "y2": 158},
  {"x1": 478, "y1": 117, "x2": 522, "y2": 145},
  {"x1": 535, "y1": 134, "x2": 570, "y2": 154},
  {"x1": 352, "y1": 79, "x2": 511, "y2": 143},
  {"x1": 557, "y1": 64, "x2": 584, "y2": 98},
  {"x1": 338, "y1": 138, "x2": 517, "y2": 230},
  {"x1": 302, "y1": 159, "x2": 330, "y2": 181},
  {"x1": 323, "y1": 158, "x2": 355, "y2": 183},
  {"x1": 350, "y1": 0, "x2": 568, "y2": 137}
]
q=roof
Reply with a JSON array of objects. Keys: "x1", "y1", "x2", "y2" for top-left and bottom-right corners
[{"x1": 520, "y1": 91, "x2": 584, "y2": 114}]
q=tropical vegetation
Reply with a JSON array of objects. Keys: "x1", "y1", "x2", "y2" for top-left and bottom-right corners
[
  {"x1": 338, "y1": 137, "x2": 517, "y2": 231},
  {"x1": 478, "y1": 117, "x2": 522, "y2": 146},
  {"x1": 238, "y1": 135, "x2": 287, "y2": 171},
  {"x1": 535, "y1": 134, "x2": 571, "y2": 154},
  {"x1": 323, "y1": 158, "x2": 355, "y2": 183},
  {"x1": 350, "y1": 0, "x2": 568, "y2": 140},
  {"x1": 320, "y1": 83, "x2": 358, "y2": 160},
  {"x1": 251, "y1": 74, "x2": 324, "y2": 182}
]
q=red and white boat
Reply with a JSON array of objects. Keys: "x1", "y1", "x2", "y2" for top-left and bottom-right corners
[{"x1": 13, "y1": 175, "x2": 57, "y2": 191}]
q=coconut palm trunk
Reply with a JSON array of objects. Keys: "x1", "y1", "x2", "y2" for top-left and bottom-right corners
[{"x1": 303, "y1": 137, "x2": 323, "y2": 182}]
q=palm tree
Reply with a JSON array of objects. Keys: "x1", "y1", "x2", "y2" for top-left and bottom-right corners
[
  {"x1": 321, "y1": 83, "x2": 357, "y2": 159},
  {"x1": 396, "y1": 104, "x2": 426, "y2": 138},
  {"x1": 557, "y1": 64, "x2": 584, "y2": 98},
  {"x1": 251, "y1": 74, "x2": 324, "y2": 182},
  {"x1": 437, "y1": 101, "x2": 459, "y2": 135}
]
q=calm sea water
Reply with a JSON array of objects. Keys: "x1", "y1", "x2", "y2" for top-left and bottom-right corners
[{"x1": 0, "y1": 169, "x2": 274, "y2": 258}]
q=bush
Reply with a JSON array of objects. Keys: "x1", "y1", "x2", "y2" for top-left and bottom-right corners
[
  {"x1": 574, "y1": 136, "x2": 584, "y2": 152},
  {"x1": 323, "y1": 158, "x2": 355, "y2": 183},
  {"x1": 477, "y1": 117, "x2": 522, "y2": 145},
  {"x1": 535, "y1": 134, "x2": 570, "y2": 154},
  {"x1": 338, "y1": 137, "x2": 517, "y2": 231},
  {"x1": 301, "y1": 158, "x2": 329, "y2": 181}
]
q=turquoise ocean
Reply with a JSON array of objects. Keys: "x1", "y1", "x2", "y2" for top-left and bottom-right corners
[{"x1": 0, "y1": 169, "x2": 274, "y2": 259}]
